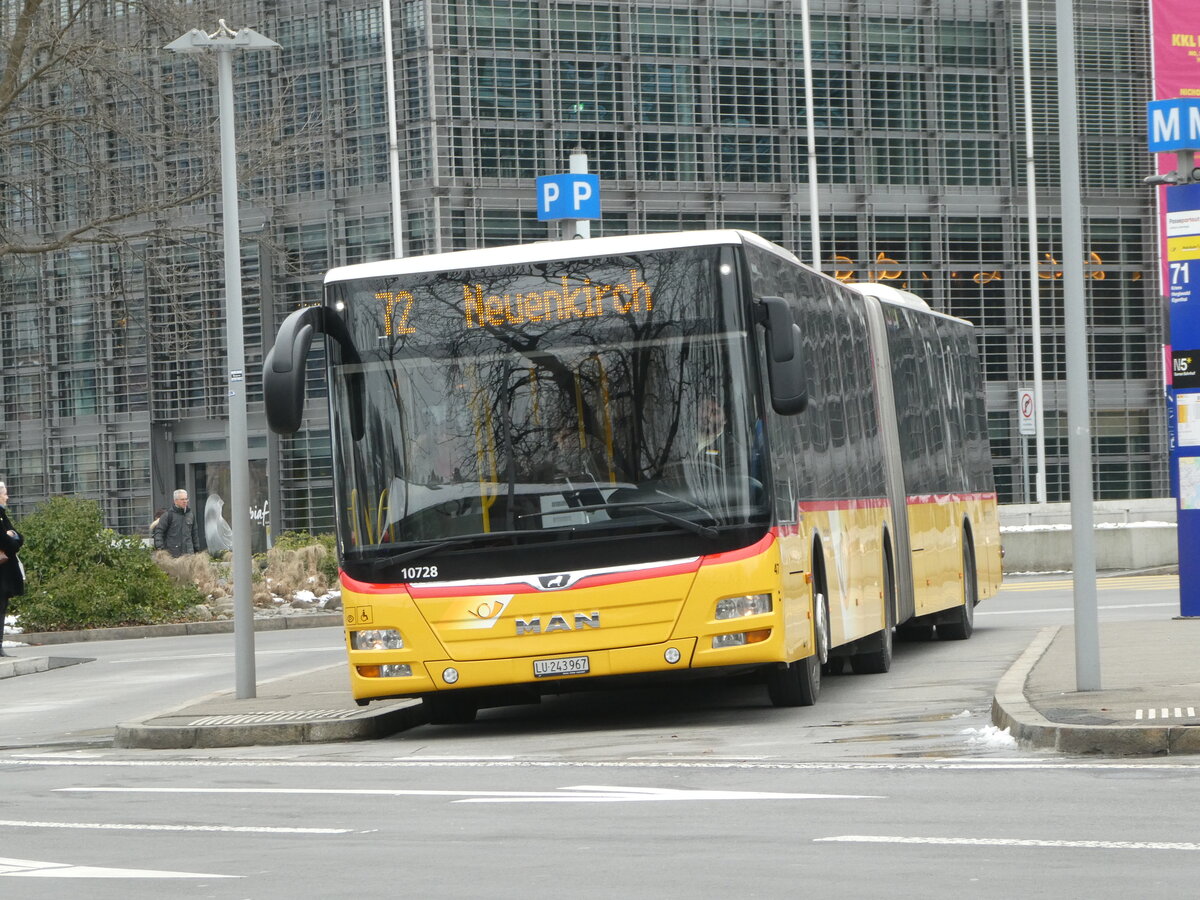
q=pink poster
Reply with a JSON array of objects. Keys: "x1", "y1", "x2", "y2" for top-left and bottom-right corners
[{"x1": 1152, "y1": 1, "x2": 1200, "y2": 100}]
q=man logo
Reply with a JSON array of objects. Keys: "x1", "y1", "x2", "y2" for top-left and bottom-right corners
[
  {"x1": 538, "y1": 573, "x2": 572, "y2": 590},
  {"x1": 516, "y1": 612, "x2": 601, "y2": 635}
]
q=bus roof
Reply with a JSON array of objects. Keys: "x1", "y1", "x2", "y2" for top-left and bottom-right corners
[
  {"x1": 324, "y1": 229, "x2": 800, "y2": 284},
  {"x1": 847, "y1": 281, "x2": 975, "y2": 327},
  {"x1": 846, "y1": 282, "x2": 932, "y2": 312}
]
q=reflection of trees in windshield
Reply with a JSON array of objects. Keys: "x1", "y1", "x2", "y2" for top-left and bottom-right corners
[{"x1": 332, "y1": 248, "x2": 752, "y2": 548}]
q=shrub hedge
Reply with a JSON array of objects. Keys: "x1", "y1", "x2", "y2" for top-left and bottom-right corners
[{"x1": 13, "y1": 496, "x2": 204, "y2": 632}]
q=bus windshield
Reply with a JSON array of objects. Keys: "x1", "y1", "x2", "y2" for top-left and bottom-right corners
[{"x1": 324, "y1": 245, "x2": 768, "y2": 579}]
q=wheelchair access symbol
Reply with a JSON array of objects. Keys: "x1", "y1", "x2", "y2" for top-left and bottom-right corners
[{"x1": 345, "y1": 606, "x2": 372, "y2": 626}]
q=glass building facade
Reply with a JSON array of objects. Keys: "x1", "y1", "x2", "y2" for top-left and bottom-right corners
[{"x1": 0, "y1": 0, "x2": 1164, "y2": 539}]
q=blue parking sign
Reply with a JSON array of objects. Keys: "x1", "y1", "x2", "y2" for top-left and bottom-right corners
[{"x1": 536, "y1": 173, "x2": 601, "y2": 221}]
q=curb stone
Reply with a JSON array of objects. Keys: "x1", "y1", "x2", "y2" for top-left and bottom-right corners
[
  {"x1": 113, "y1": 698, "x2": 427, "y2": 750},
  {"x1": 16, "y1": 612, "x2": 344, "y2": 646},
  {"x1": 991, "y1": 625, "x2": 1200, "y2": 756},
  {"x1": 0, "y1": 655, "x2": 93, "y2": 679}
]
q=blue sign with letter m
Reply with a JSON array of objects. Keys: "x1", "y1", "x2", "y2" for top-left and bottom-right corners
[{"x1": 1148, "y1": 98, "x2": 1200, "y2": 153}]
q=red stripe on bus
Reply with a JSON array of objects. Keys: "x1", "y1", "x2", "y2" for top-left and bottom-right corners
[
  {"x1": 701, "y1": 531, "x2": 775, "y2": 564},
  {"x1": 340, "y1": 572, "x2": 410, "y2": 595},
  {"x1": 906, "y1": 491, "x2": 998, "y2": 505},
  {"x1": 340, "y1": 534, "x2": 780, "y2": 597},
  {"x1": 341, "y1": 557, "x2": 704, "y2": 598},
  {"x1": 796, "y1": 497, "x2": 890, "y2": 512}
]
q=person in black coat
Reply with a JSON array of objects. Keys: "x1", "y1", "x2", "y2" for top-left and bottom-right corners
[
  {"x1": 0, "y1": 481, "x2": 26, "y2": 657},
  {"x1": 152, "y1": 489, "x2": 200, "y2": 557}
]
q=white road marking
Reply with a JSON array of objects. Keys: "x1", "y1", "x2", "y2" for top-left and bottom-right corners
[
  {"x1": 397, "y1": 755, "x2": 516, "y2": 761},
  {"x1": 0, "y1": 818, "x2": 348, "y2": 834},
  {"x1": 626, "y1": 755, "x2": 772, "y2": 761},
  {"x1": 0, "y1": 856, "x2": 238, "y2": 879},
  {"x1": 816, "y1": 835, "x2": 1200, "y2": 851},
  {"x1": 8, "y1": 757, "x2": 1200, "y2": 771},
  {"x1": 60, "y1": 785, "x2": 881, "y2": 804},
  {"x1": 998, "y1": 576, "x2": 1179, "y2": 593},
  {"x1": 1134, "y1": 707, "x2": 1196, "y2": 720}
]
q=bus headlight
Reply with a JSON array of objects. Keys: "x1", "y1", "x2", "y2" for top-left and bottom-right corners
[
  {"x1": 716, "y1": 593, "x2": 772, "y2": 620},
  {"x1": 351, "y1": 629, "x2": 404, "y2": 650}
]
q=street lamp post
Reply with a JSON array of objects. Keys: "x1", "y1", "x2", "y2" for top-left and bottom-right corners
[{"x1": 166, "y1": 21, "x2": 280, "y2": 700}]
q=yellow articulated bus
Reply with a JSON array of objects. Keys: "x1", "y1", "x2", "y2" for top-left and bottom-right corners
[{"x1": 264, "y1": 230, "x2": 1001, "y2": 723}]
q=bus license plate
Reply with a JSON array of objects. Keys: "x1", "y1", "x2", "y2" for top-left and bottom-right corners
[{"x1": 533, "y1": 656, "x2": 590, "y2": 678}]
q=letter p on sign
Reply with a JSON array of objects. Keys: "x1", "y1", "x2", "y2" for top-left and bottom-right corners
[{"x1": 537, "y1": 173, "x2": 601, "y2": 221}]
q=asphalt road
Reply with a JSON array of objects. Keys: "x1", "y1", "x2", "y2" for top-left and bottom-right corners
[
  {"x1": 2, "y1": 627, "x2": 347, "y2": 750},
  {"x1": 2, "y1": 574, "x2": 1194, "y2": 898}
]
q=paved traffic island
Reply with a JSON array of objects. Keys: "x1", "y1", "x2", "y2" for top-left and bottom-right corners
[{"x1": 992, "y1": 620, "x2": 1200, "y2": 756}]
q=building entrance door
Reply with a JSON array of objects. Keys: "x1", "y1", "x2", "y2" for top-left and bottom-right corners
[{"x1": 183, "y1": 460, "x2": 270, "y2": 555}]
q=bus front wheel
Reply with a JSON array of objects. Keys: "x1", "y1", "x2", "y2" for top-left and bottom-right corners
[{"x1": 767, "y1": 592, "x2": 827, "y2": 707}]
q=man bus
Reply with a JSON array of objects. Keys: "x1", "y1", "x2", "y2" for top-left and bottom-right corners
[{"x1": 264, "y1": 230, "x2": 1001, "y2": 723}]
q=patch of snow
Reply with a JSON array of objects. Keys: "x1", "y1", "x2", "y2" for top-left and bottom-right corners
[
  {"x1": 1001, "y1": 521, "x2": 1175, "y2": 533},
  {"x1": 1000, "y1": 523, "x2": 1071, "y2": 533},
  {"x1": 960, "y1": 725, "x2": 1018, "y2": 749}
]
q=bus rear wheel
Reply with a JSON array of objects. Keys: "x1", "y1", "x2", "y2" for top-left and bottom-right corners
[{"x1": 939, "y1": 539, "x2": 977, "y2": 641}]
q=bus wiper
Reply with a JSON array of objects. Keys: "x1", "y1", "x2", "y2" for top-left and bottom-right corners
[
  {"x1": 370, "y1": 528, "x2": 529, "y2": 569},
  {"x1": 626, "y1": 503, "x2": 720, "y2": 540},
  {"x1": 519, "y1": 492, "x2": 720, "y2": 540}
]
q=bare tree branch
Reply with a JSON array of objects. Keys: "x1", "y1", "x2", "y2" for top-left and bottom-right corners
[{"x1": 1, "y1": 1, "x2": 299, "y2": 261}]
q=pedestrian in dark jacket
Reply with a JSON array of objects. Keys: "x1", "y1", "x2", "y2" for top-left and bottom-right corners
[
  {"x1": 0, "y1": 481, "x2": 26, "y2": 657},
  {"x1": 152, "y1": 489, "x2": 200, "y2": 557}
]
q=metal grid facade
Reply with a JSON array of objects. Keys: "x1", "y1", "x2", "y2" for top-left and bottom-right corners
[{"x1": 0, "y1": 0, "x2": 1165, "y2": 536}]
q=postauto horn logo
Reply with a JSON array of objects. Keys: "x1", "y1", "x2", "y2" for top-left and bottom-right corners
[{"x1": 464, "y1": 596, "x2": 512, "y2": 629}]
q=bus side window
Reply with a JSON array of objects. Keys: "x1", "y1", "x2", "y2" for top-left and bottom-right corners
[
  {"x1": 887, "y1": 305, "x2": 930, "y2": 495},
  {"x1": 816, "y1": 287, "x2": 841, "y2": 499}
]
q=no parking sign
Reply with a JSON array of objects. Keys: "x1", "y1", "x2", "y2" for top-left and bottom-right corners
[{"x1": 1018, "y1": 388, "x2": 1036, "y2": 436}]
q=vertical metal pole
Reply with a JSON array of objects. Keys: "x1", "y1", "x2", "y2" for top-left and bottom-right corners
[
  {"x1": 1020, "y1": 0, "x2": 1047, "y2": 503},
  {"x1": 424, "y1": 0, "x2": 443, "y2": 252},
  {"x1": 216, "y1": 46, "x2": 256, "y2": 699},
  {"x1": 800, "y1": 0, "x2": 822, "y2": 272},
  {"x1": 1055, "y1": 0, "x2": 1100, "y2": 691},
  {"x1": 382, "y1": 0, "x2": 404, "y2": 258},
  {"x1": 570, "y1": 150, "x2": 590, "y2": 239},
  {"x1": 1021, "y1": 437, "x2": 1030, "y2": 504}
]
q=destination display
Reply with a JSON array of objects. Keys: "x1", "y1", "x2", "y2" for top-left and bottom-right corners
[{"x1": 367, "y1": 266, "x2": 658, "y2": 340}]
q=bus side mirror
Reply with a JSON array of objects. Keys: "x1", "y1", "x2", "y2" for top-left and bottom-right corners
[
  {"x1": 757, "y1": 296, "x2": 808, "y2": 415},
  {"x1": 264, "y1": 306, "x2": 365, "y2": 440}
]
